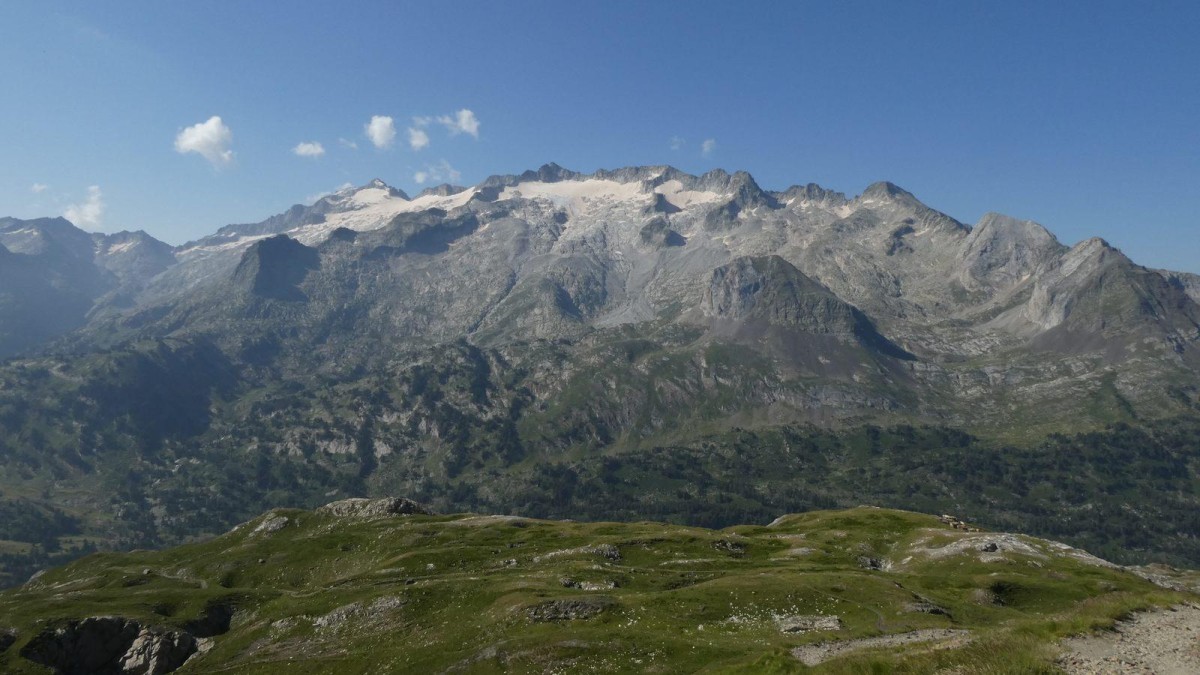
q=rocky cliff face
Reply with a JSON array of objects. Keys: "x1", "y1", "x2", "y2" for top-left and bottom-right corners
[{"x1": 19, "y1": 617, "x2": 197, "y2": 675}]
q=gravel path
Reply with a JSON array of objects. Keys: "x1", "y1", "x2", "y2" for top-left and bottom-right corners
[
  {"x1": 1058, "y1": 604, "x2": 1200, "y2": 674},
  {"x1": 791, "y1": 629, "x2": 972, "y2": 666}
]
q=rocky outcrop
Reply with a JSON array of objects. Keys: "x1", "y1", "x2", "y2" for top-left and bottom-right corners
[
  {"x1": 250, "y1": 514, "x2": 291, "y2": 536},
  {"x1": 700, "y1": 255, "x2": 913, "y2": 362},
  {"x1": 315, "y1": 497, "x2": 431, "y2": 518},
  {"x1": 638, "y1": 216, "x2": 685, "y2": 247},
  {"x1": 525, "y1": 597, "x2": 615, "y2": 622},
  {"x1": 0, "y1": 628, "x2": 15, "y2": 653},
  {"x1": 702, "y1": 256, "x2": 862, "y2": 333},
  {"x1": 118, "y1": 628, "x2": 196, "y2": 675},
  {"x1": 231, "y1": 234, "x2": 319, "y2": 301},
  {"x1": 19, "y1": 618, "x2": 196, "y2": 675},
  {"x1": 1159, "y1": 270, "x2": 1200, "y2": 305},
  {"x1": 774, "y1": 614, "x2": 842, "y2": 633},
  {"x1": 993, "y1": 237, "x2": 1200, "y2": 358},
  {"x1": 957, "y1": 212, "x2": 1064, "y2": 293}
]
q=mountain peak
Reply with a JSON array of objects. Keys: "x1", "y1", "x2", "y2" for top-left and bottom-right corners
[
  {"x1": 1063, "y1": 236, "x2": 1128, "y2": 267},
  {"x1": 416, "y1": 184, "x2": 468, "y2": 199},
  {"x1": 778, "y1": 183, "x2": 849, "y2": 206},
  {"x1": 359, "y1": 178, "x2": 409, "y2": 200},
  {"x1": 973, "y1": 213, "x2": 1061, "y2": 244},
  {"x1": 529, "y1": 162, "x2": 577, "y2": 183},
  {"x1": 860, "y1": 181, "x2": 915, "y2": 201}
]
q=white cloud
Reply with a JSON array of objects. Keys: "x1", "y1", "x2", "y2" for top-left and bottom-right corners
[
  {"x1": 365, "y1": 115, "x2": 396, "y2": 149},
  {"x1": 30, "y1": 183, "x2": 48, "y2": 193},
  {"x1": 701, "y1": 138, "x2": 716, "y2": 156},
  {"x1": 413, "y1": 159, "x2": 461, "y2": 185},
  {"x1": 305, "y1": 182, "x2": 354, "y2": 204},
  {"x1": 174, "y1": 116, "x2": 234, "y2": 167},
  {"x1": 437, "y1": 109, "x2": 480, "y2": 138},
  {"x1": 292, "y1": 141, "x2": 325, "y2": 157},
  {"x1": 64, "y1": 185, "x2": 104, "y2": 229},
  {"x1": 338, "y1": 137, "x2": 358, "y2": 150},
  {"x1": 407, "y1": 127, "x2": 430, "y2": 151},
  {"x1": 670, "y1": 136, "x2": 685, "y2": 151}
]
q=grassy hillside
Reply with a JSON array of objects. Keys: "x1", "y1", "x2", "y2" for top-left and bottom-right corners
[{"x1": 0, "y1": 501, "x2": 1193, "y2": 673}]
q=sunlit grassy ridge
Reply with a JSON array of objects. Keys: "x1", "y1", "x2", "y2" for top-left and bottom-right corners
[{"x1": 0, "y1": 502, "x2": 1192, "y2": 673}]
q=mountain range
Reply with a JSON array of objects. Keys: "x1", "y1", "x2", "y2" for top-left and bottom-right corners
[{"x1": 1, "y1": 164, "x2": 1199, "y2": 582}]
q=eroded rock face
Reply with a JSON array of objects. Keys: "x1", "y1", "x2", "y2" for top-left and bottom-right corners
[
  {"x1": 19, "y1": 617, "x2": 196, "y2": 675},
  {"x1": 250, "y1": 514, "x2": 290, "y2": 536},
  {"x1": 0, "y1": 628, "x2": 16, "y2": 652},
  {"x1": 525, "y1": 597, "x2": 615, "y2": 622},
  {"x1": 315, "y1": 497, "x2": 431, "y2": 518},
  {"x1": 119, "y1": 628, "x2": 196, "y2": 675}
]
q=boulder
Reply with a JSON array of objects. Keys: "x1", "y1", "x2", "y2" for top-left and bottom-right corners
[
  {"x1": 525, "y1": 597, "x2": 615, "y2": 622},
  {"x1": 119, "y1": 628, "x2": 197, "y2": 675}
]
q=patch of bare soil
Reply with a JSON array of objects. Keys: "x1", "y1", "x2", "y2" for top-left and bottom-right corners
[
  {"x1": 791, "y1": 628, "x2": 972, "y2": 666},
  {"x1": 1058, "y1": 604, "x2": 1200, "y2": 675}
]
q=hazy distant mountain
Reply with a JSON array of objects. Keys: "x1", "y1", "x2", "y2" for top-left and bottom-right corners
[{"x1": 0, "y1": 217, "x2": 175, "y2": 356}]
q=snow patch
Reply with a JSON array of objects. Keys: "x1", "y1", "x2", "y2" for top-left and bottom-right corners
[
  {"x1": 653, "y1": 180, "x2": 721, "y2": 208},
  {"x1": 499, "y1": 179, "x2": 648, "y2": 213}
]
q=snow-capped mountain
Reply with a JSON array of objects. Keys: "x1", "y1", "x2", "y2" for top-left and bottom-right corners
[{"x1": 4, "y1": 164, "x2": 1199, "y2": 428}]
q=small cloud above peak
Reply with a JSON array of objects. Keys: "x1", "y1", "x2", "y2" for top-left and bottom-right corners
[
  {"x1": 305, "y1": 182, "x2": 354, "y2": 204},
  {"x1": 670, "y1": 136, "x2": 685, "y2": 151},
  {"x1": 365, "y1": 115, "x2": 396, "y2": 149},
  {"x1": 701, "y1": 138, "x2": 716, "y2": 156},
  {"x1": 413, "y1": 159, "x2": 461, "y2": 185},
  {"x1": 338, "y1": 137, "x2": 358, "y2": 150},
  {"x1": 175, "y1": 116, "x2": 234, "y2": 167},
  {"x1": 64, "y1": 185, "x2": 104, "y2": 229},
  {"x1": 292, "y1": 141, "x2": 325, "y2": 157},
  {"x1": 408, "y1": 126, "x2": 430, "y2": 151},
  {"x1": 30, "y1": 183, "x2": 48, "y2": 193},
  {"x1": 438, "y1": 109, "x2": 480, "y2": 138}
]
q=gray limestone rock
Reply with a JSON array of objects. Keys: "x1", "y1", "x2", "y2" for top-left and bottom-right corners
[{"x1": 315, "y1": 497, "x2": 431, "y2": 518}]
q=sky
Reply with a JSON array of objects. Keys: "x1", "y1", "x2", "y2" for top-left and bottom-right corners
[{"x1": 1, "y1": 1, "x2": 1197, "y2": 272}]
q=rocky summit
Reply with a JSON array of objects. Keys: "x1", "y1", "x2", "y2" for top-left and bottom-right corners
[
  {"x1": 0, "y1": 165, "x2": 1198, "y2": 590},
  {"x1": 0, "y1": 502, "x2": 1196, "y2": 673}
]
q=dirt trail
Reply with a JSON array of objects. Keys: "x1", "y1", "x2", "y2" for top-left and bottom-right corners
[
  {"x1": 791, "y1": 629, "x2": 971, "y2": 666},
  {"x1": 1058, "y1": 604, "x2": 1200, "y2": 675}
]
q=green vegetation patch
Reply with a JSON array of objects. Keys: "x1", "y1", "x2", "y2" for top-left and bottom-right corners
[{"x1": 0, "y1": 503, "x2": 1191, "y2": 673}]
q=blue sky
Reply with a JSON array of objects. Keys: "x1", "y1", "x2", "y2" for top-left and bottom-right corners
[{"x1": 1, "y1": 1, "x2": 1197, "y2": 272}]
